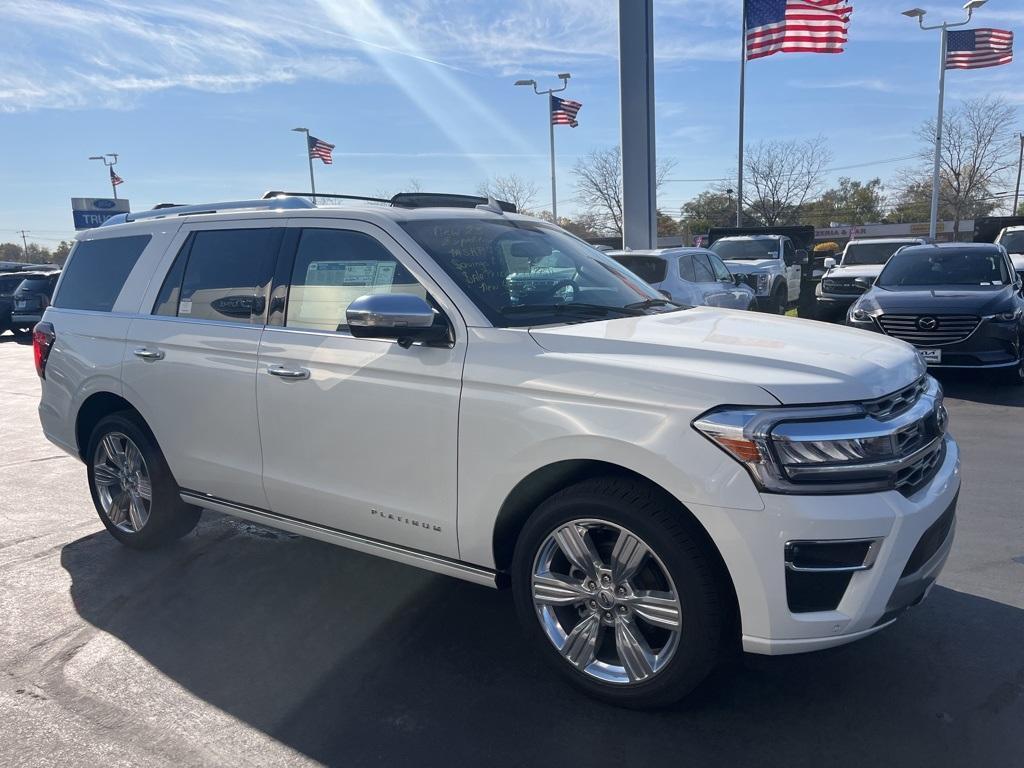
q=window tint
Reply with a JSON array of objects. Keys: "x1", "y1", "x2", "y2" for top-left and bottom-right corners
[
  {"x1": 678, "y1": 255, "x2": 697, "y2": 282},
  {"x1": 783, "y1": 240, "x2": 796, "y2": 260},
  {"x1": 707, "y1": 253, "x2": 732, "y2": 281},
  {"x1": 691, "y1": 253, "x2": 715, "y2": 283},
  {"x1": 611, "y1": 255, "x2": 667, "y2": 284},
  {"x1": 52, "y1": 235, "x2": 150, "y2": 312},
  {"x1": 285, "y1": 228, "x2": 427, "y2": 332},
  {"x1": 154, "y1": 228, "x2": 281, "y2": 323}
]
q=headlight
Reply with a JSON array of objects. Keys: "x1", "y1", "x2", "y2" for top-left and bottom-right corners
[
  {"x1": 848, "y1": 296, "x2": 881, "y2": 324},
  {"x1": 693, "y1": 377, "x2": 947, "y2": 494},
  {"x1": 755, "y1": 273, "x2": 770, "y2": 295},
  {"x1": 982, "y1": 308, "x2": 1022, "y2": 322}
]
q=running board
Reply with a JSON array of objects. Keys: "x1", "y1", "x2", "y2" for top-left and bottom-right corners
[{"x1": 180, "y1": 491, "x2": 499, "y2": 588}]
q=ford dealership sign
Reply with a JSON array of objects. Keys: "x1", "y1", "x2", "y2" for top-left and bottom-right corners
[{"x1": 71, "y1": 197, "x2": 130, "y2": 230}]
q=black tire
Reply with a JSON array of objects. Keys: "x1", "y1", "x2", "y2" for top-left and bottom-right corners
[
  {"x1": 86, "y1": 412, "x2": 201, "y2": 549},
  {"x1": 769, "y1": 284, "x2": 788, "y2": 315},
  {"x1": 511, "y1": 476, "x2": 726, "y2": 709}
]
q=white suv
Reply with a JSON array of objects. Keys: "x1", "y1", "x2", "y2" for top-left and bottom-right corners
[{"x1": 34, "y1": 194, "x2": 960, "y2": 708}]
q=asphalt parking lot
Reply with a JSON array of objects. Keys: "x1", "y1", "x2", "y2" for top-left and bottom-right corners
[{"x1": 0, "y1": 332, "x2": 1021, "y2": 768}]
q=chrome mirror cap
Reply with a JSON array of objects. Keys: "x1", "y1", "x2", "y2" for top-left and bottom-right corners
[{"x1": 346, "y1": 293, "x2": 436, "y2": 329}]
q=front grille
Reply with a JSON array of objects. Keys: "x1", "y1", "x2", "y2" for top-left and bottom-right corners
[
  {"x1": 877, "y1": 314, "x2": 980, "y2": 346},
  {"x1": 821, "y1": 277, "x2": 867, "y2": 295},
  {"x1": 894, "y1": 439, "x2": 945, "y2": 495},
  {"x1": 733, "y1": 273, "x2": 760, "y2": 292},
  {"x1": 863, "y1": 376, "x2": 928, "y2": 420},
  {"x1": 901, "y1": 494, "x2": 957, "y2": 576}
]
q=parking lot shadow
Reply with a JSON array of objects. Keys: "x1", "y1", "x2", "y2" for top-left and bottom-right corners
[
  {"x1": 0, "y1": 331, "x2": 31, "y2": 345},
  {"x1": 61, "y1": 515, "x2": 1024, "y2": 767},
  {"x1": 933, "y1": 370, "x2": 1024, "y2": 408}
]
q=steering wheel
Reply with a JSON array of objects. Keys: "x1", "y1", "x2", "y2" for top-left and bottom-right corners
[{"x1": 550, "y1": 280, "x2": 577, "y2": 304}]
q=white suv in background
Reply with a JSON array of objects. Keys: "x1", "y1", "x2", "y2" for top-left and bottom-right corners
[
  {"x1": 817, "y1": 237, "x2": 928, "y2": 320},
  {"x1": 34, "y1": 193, "x2": 960, "y2": 708}
]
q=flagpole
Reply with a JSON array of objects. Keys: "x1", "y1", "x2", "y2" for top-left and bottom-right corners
[
  {"x1": 549, "y1": 96, "x2": 558, "y2": 222},
  {"x1": 292, "y1": 127, "x2": 316, "y2": 201},
  {"x1": 928, "y1": 25, "x2": 948, "y2": 241},
  {"x1": 111, "y1": 170, "x2": 118, "y2": 200},
  {"x1": 737, "y1": 2, "x2": 746, "y2": 227}
]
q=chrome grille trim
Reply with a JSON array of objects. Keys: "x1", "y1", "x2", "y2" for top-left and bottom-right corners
[
  {"x1": 877, "y1": 314, "x2": 980, "y2": 346},
  {"x1": 862, "y1": 376, "x2": 928, "y2": 420}
]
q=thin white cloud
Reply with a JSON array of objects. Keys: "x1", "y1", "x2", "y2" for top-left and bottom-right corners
[{"x1": 788, "y1": 77, "x2": 900, "y2": 93}]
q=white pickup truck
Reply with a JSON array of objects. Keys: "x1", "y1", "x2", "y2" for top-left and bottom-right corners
[
  {"x1": 33, "y1": 194, "x2": 959, "y2": 707},
  {"x1": 708, "y1": 235, "x2": 804, "y2": 314}
]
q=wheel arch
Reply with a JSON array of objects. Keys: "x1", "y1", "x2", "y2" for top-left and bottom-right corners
[
  {"x1": 492, "y1": 459, "x2": 740, "y2": 633},
  {"x1": 75, "y1": 391, "x2": 153, "y2": 461}
]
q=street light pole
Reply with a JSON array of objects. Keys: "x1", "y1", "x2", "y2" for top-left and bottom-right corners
[
  {"x1": 515, "y1": 74, "x2": 571, "y2": 222},
  {"x1": 1013, "y1": 133, "x2": 1024, "y2": 215},
  {"x1": 18, "y1": 230, "x2": 29, "y2": 258},
  {"x1": 88, "y1": 153, "x2": 120, "y2": 200},
  {"x1": 291, "y1": 127, "x2": 316, "y2": 199},
  {"x1": 903, "y1": 1, "x2": 987, "y2": 240}
]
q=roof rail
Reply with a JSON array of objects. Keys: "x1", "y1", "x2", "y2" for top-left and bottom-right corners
[
  {"x1": 100, "y1": 196, "x2": 316, "y2": 227},
  {"x1": 262, "y1": 191, "x2": 391, "y2": 204},
  {"x1": 262, "y1": 190, "x2": 517, "y2": 213}
]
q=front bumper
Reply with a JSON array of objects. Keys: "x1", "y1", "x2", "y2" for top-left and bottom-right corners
[
  {"x1": 848, "y1": 317, "x2": 1022, "y2": 369},
  {"x1": 688, "y1": 434, "x2": 960, "y2": 655}
]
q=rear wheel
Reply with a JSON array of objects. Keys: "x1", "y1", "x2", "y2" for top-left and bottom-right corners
[
  {"x1": 512, "y1": 477, "x2": 726, "y2": 708},
  {"x1": 86, "y1": 413, "x2": 201, "y2": 549}
]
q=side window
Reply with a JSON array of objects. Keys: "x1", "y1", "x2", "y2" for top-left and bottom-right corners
[
  {"x1": 285, "y1": 228, "x2": 428, "y2": 333},
  {"x1": 52, "y1": 235, "x2": 150, "y2": 312},
  {"x1": 153, "y1": 228, "x2": 282, "y2": 324},
  {"x1": 691, "y1": 253, "x2": 716, "y2": 283},
  {"x1": 707, "y1": 253, "x2": 732, "y2": 281},
  {"x1": 678, "y1": 255, "x2": 697, "y2": 282},
  {"x1": 783, "y1": 240, "x2": 796, "y2": 261}
]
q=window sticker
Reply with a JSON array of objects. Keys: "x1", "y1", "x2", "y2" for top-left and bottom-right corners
[{"x1": 179, "y1": 298, "x2": 193, "y2": 315}]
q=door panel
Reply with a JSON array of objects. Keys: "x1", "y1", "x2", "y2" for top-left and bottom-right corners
[
  {"x1": 257, "y1": 221, "x2": 464, "y2": 558},
  {"x1": 706, "y1": 253, "x2": 750, "y2": 309},
  {"x1": 121, "y1": 222, "x2": 282, "y2": 509},
  {"x1": 691, "y1": 253, "x2": 730, "y2": 307}
]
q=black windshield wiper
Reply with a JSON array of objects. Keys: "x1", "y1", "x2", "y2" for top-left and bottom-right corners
[
  {"x1": 499, "y1": 303, "x2": 644, "y2": 317},
  {"x1": 623, "y1": 298, "x2": 686, "y2": 311}
]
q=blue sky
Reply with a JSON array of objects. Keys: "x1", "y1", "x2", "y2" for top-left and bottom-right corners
[{"x1": 1, "y1": 0, "x2": 1021, "y2": 247}]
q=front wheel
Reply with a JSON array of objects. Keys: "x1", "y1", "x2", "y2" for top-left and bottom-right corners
[
  {"x1": 512, "y1": 477, "x2": 726, "y2": 708},
  {"x1": 87, "y1": 412, "x2": 201, "y2": 549},
  {"x1": 766, "y1": 285, "x2": 788, "y2": 314}
]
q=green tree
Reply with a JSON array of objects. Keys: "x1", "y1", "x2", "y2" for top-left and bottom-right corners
[
  {"x1": 807, "y1": 177, "x2": 886, "y2": 226},
  {"x1": 680, "y1": 189, "x2": 735, "y2": 236}
]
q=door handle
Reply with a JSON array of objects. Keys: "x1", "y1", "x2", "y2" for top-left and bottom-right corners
[
  {"x1": 133, "y1": 347, "x2": 165, "y2": 360},
  {"x1": 267, "y1": 365, "x2": 310, "y2": 380}
]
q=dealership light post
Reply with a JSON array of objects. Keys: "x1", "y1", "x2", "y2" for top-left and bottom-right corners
[
  {"x1": 902, "y1": 0, "x2": 988, "y2": 240},
  {"x1": 515, "y1": 73, "x2": 571, "y2": 222},
  {"x1": 291, "y1": 127, "x2": 318, "y2": 199},
  {"x1": 88, "y1": 154, "x2": 120, "y2": 199}
]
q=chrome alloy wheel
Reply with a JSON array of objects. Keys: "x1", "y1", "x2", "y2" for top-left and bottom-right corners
[
  {"x1": 93, "y1": 432, "x2": 152, "y2": 533},
  {"x1": 531, "y1": 519, "x2": 682, "y2": 684}
]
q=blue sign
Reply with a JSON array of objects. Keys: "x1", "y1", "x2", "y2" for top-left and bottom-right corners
[{"x1": 71, "y1": 197, "x2": 130, "y2": 230}]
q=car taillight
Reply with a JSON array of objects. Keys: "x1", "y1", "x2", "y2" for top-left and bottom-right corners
[{"x1": 33, "y1": 321, "x2": 55, "y2": 379}]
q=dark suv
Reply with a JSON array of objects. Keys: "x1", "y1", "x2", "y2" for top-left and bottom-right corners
[
  {"x1": 11, "y1": 271, "x2": 60, "y2": 330},
  {"x1": 1, "y1": 272, "x2": 36, "y2": 336}
]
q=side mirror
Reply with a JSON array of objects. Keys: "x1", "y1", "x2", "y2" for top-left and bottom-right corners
[
  {"x1": 823, "y1": 257, "x2": 837, "y2": 270},
  {"x1": 796, "y1": 249, "x2": 808, "y2": 262},
  {"x1": 659, "y1": 288, "x2": 673, "y2": 300},
  {"x1": 347, "y1": 293, "x2": 450, "y2": 348}
]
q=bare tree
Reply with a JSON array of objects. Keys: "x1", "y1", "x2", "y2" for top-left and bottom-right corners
[
  {"x1": 743, "y1": 136, "x2": 831, "y2": 225},
  {"x1": 572, "y1": 146, "x2": 676, "y2": 236},
  {"x1": 476, "y1": 174, "x2": 538, "y2": 213},
  {"x1": 910, "y1": 95, "x2": 1016, "y2": 235}
]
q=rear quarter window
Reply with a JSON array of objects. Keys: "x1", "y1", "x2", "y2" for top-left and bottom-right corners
[{"x1": 53, "y1": 235, "x2": 151, "y2": 312}]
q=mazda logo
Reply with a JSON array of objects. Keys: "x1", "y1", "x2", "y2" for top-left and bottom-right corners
[{"x1": 917, "y1": 316, "x2": 938, "y2": 331}]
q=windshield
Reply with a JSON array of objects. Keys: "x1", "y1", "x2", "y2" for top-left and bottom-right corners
[
  {"x1": 842, "y1": 241, "x2": 915, "y2": 266},
  {"x1": 877, "y1": 249, "x2": 1010, "y2": 288},
  {"x1": 709, "y1": 239, "x2": 779, "y2": 261},
  {"x1": 997, "y1": 231, "x2": 1024, "y2": 254},
  {"x1": 399, "y1": 218, "x2": 669, "y2": 327},
  {"x1": 611, "y1": 255, "x2": 668, "y2": 284}
]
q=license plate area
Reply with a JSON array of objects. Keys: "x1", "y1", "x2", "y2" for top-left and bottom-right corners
[{"x1": 918, "y1": 349, "x2": 942, "y2": 365}]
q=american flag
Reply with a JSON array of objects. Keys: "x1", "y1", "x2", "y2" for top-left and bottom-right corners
[
  {"x1": 946, "y1": 28, "x2": 1013, "y2": 70},
  {"x1": 550, "y1": 95, "x2": 582, "y2": 128},
  {"x1": 745, "y1": 0, "x2": 853, "y2": 61},
  {"x1": 307, "y1": 135, "x2": 335, "y2": 164},
  {"x1": 109, "y1": 166, "x2": 124, "y2": 186}
]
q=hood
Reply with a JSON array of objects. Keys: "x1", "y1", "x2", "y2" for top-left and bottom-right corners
[
  {"x1": 828, "y1": 264, "x2": 883, "y2": 279},
  {"x1": 720, "y1": 258, "x2": 779, "y2": 273},
  {"x1": 863, "y1": 284, "x2": 1017, "y2": 315},
  {"x1": 528, "y1": 308, "x2": 923, "y2": 405}
]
